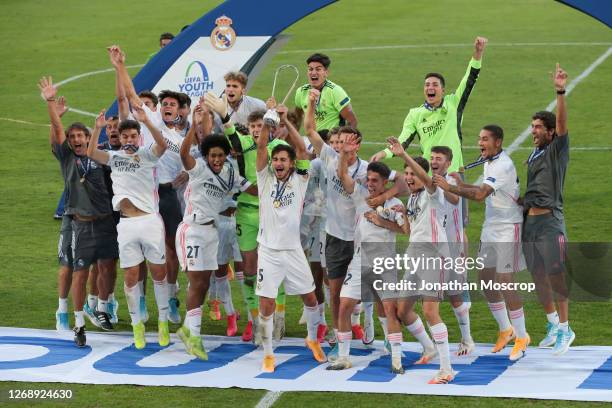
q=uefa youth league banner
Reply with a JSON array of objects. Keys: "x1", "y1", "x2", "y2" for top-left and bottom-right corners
[
  {"x1": 1, "y1": 328, "x2": 611, "y2": 401},
  {"x1": 105, "y1": 0, "x2": 337, "y2": 116}
]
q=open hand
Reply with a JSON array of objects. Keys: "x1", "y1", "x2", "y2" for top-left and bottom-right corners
[
  {"x1": 38, "y1": 76, "x2": 57, "y2": 101},
  {"x1": 386, "y1": 137, "x2": 405, "y2": 157}
]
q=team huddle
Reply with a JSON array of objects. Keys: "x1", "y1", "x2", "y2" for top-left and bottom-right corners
[{"x1": 40, "y1": 35, "x2": 575, "y2": 384}]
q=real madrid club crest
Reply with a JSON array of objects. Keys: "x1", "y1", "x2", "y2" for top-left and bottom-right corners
[{"x1": 210, "y1": 15, "x2": 236, "y2": 51}]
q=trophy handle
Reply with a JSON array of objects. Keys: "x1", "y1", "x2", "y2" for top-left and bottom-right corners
[{"x1": 271, "y1": 64, "x2": 300, "y2": 106}]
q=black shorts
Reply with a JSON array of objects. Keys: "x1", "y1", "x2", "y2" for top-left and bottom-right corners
[
  {"x1": 158, "y1": 184, "x2": 182, "y2": 238},
  {"x1": 71, "y1": 215, "x2": 118, "y2": 271},
  {"x1": 522, "y1": 213, "x2": 567, "y2": 275},
  {"x1": 325, "y1": 233, "x2": 354, "y2": 280},
  {"x1": 58, "y1": 215, "x2": 73, "y2": 267}
]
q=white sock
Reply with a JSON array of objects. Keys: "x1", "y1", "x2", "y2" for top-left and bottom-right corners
[
  {"x1": 558, "y1": 321, "x2": 569, "y2": 332},
  {"x1": 137, "y1": 280, "x2": 144, "y2": 294},
  {"x1": 388, "y1": 332, "x2": 403, "y2": 360},
  {"x1": 351, "y1": 304, "x2": 360, "y2": 326},
  {"x1": 187, "y1": 307, "x2": 202, "y2": 336},
  {"x1": 430, "y1": 322, "x2": 451, "y2": 372},
  {"x1": 547, "y1": 311, "x2": 560, "y2": 326},
  {"x1": 488, "y1": 301, "x2": 511, "y2": 331},
  {"x1": 363, "y1": 302, "x2": 374, "y2": 324},
  {"x1": 318, "y1": 303, "x2": 327, "y2": 325},
  {"x1": 509, "y1": 307, "x2": 527, "y2": 338},
  {"x1": 98, "y1": 299, "x2": 108, "y2": 314},
  {"x1": 74, "y1": 311, "x2": 85, "y2": 328},
  {"x1": 216, "y1": 276, "x2": 235, "y2": 315},
  {"x1": 247, "y1": 309, "x2": 252, "y2": 322},
  {"x1": 153, "y1": 279, "x2": 169, "y2": 322},
  {"x1": 378, "y1": 316, "x2": 389, "y2": 339},
  {"x1": 208, "y1": 276, "x2": 217, "y2": 300},
  {"x1": 58, "y1": 298, "x2": 68, "y2": 313},
  {"x1": 235, "y1": 270, "x2": 244, "y2": 282},
  {"x1": 109, "y1": 292, "x2": 116, "y2": 303},
  {"x1": 304, "y1": 305, "x2": 320, "y2": 341},
  {"x1": 168, "y1": 282, "x2": 177, "y2": 299},
  {"x1": 406, "y1": 316, "x2": 434, "y2": 350},
  {"x1": 337, "y1": 331, "x2": 352, "y2": 358},
  {"x1": 453, "y1": 303, "x2": 473, "y2": 342},
  {"x1": 260, "y1": 314, "x2": 274, "y2": 355},
  {"x1": 124, "y1": 283, "x2": 142, "y2": 325},
  {"x1": 87, "y1": 294, "x2": 98, "y2": 310}
]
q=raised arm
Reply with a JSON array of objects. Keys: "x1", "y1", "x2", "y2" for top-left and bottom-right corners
[
  {"x1": 132, "y1": 104, "x2": 167, "y2": 157},
  {"x1": 256, "y1": 123, "x2": 271, "y2": 172},
  {"x1": 304, "y1": 88, "x2": 325, "y2": 155},
  {"x1": 389, "y1": 137, "x2": 435, "y2": 193},
  {"x1": 278, "y1": 104, "x2": 307, "y2": 160},
  {"x1": 87, "y1": 110, "x2": 111, "y2": 165},
  {"x1": 108, "y1": 45, "x2": 142, "y2": 108},
  {"x1": 115, "y1": 69, "x2": 130, "y2": 121},
  {"x1": 48, "y1": 96, "x2": 69, "y2": 145},
  {"x1": 433, "y1": 172, "x2": 492, "y2": 202},
  {"x1": 179, "y1": 110, "x2": 200, "y2": 171},
  {"x1": 553, "y1": 63, "x2": 568, "y2": 136},
  {"x1": 336, "y1": 133, "x2": 359, "y2": 195},
  {"x1": 39, "y1": 76, "x2": 65, "y2": 146}
]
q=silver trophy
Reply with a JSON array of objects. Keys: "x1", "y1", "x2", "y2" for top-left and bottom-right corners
[{"x1": 264, "y1": 64, "x2": 300, "y2": 127}]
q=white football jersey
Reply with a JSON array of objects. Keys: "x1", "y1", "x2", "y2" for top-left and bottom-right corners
[
  {"x1": 406, "y1": 186, "x2": 448, "y2": 243},
  {"x1": 213, "y1": 95, "x2": 266, "y2": 132},
  {"x1": 183, "y1": 159, "x2": 250, "y2": 225},
  {"x1": 352, "y1": 184, "x2": 403, "y2": 248},
  {"x1": 443, "y1": 175, "x2": 464, "y2": 244},
  {"x1": 107, "y1": 146, "x2": 160, "y2": 214},
  {"x1": 482, "y1": 151, "x2": 523, "y2": 225},
  {"x1": 257, "y1": 165, "x2": 309, "y2": 250},
  {"x1": 320, "y1": 144, "x2": 368, "y2": 241},
  {"x1": 142, "y1": 104, "x2": 184, "y2": 184}
]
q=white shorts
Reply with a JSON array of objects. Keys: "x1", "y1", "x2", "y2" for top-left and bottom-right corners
[
  {"x1": 256, "y1": 244, "x2": 315, "y2": 298},
  {"x1": 340, "y1": 254, "x2": 362, "y2": 300},
  {"x1": 217, "y1": 215, "x2": 242, "y2": 265},
  {"x1": 117, "y1": 213, "x2": 166, "y2": 268},
  {"x1": 402, "y1": 242, "x2": 462, "y2": 299},
  {"x1": 479, "y1": 223, "x2": 526, "y2": 273},
  {"x1": 176, "y1": 221, "x2": 218, "y2": 272},
  {"x1": 302, "y1": 217, "x2": 325, "y2": 263}
]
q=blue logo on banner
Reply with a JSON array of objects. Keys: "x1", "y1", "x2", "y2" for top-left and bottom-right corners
[{"x1": 178, "y1": 61, "x2": 214, "y2": 97}]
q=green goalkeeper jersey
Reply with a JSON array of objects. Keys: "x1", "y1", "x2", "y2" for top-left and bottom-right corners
[
  {"x1": 294, "y1": 79, "x2": 351, "y2": 131},
  {"x1": 384, "y1": 58, "x2": 482, "y2": 172},
  {"x1": 224, "y1": 125, "x2": 288, "y2": 207}
]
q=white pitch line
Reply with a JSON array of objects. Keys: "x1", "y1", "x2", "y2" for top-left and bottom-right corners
[
  {"x1": 279, "y1": 42, "x2": 612, "y2": 55},
  {"x1": 0, "y1": 117, "x2": 50, "y2": 127},
  {"x1": 255, "y1": 391, "x2": 283, "y2": 408},
  {"x1": 506, "y1": 46, "x2": 612, "y2": 155},
  {"x1": 67, "y1": 107, "x2": 98, "y2": 118},
  {"x1": 55, "y1": 64, "x2": 144, "y2": 87}
]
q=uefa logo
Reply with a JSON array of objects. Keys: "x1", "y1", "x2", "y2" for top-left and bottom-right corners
[
  {"x1": 178, "y1": 61, "x2": 214, "y2": 98},
  {"x1": 210, "y1": 15, "x2": 236, "y2": 51}
]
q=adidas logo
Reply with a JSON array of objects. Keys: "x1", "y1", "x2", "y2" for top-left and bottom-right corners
[
  {"x1": 208, "y1": 178, "x2": 214, "y2": 182},
  {"x1": 505, "y1": 263, "x2": 511, "y2": 269}
]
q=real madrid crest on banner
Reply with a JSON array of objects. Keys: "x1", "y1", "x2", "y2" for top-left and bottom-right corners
[{"x1": 210, "y1": 15, "x2": 236, "y2": 51}]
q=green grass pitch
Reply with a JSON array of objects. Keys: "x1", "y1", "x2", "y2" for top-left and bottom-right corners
[{"x1": 0, "y1": 0, "x2": 611, "y2": 406}]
